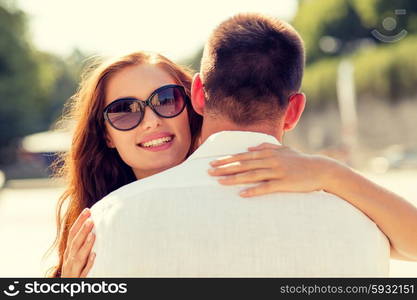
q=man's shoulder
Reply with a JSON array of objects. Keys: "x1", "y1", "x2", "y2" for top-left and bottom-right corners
[
  {"x1": 113, "y1": 160, "x2": 198, "y2": 196},
  {"x1": 295, "y1": 190, "x2": 376, "y2": 225},
  {"x1": 294, "y1": 190, "x2": 361, "y2": 211},
  {"x1": 258, "y1": 190, "x2": 374, "y2": 223},
  {"x1": 90, "y1": 158, "x2": 210, "y2": 213}
]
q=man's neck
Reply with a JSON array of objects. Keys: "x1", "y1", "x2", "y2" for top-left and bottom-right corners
[{"x1": 199, "y1": 115, "x2": 283, "y2": 145}]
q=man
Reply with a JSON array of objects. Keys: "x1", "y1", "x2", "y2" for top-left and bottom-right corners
[{"x1": 88, "y1": 13, "x2": 389, "y2": 277}]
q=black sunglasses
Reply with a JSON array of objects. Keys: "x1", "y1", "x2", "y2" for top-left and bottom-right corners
[{"x1": 103, "y1": 84, "x2": 189, "y2": 131}]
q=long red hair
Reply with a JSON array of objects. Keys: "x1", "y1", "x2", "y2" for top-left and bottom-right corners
[{"x1": 45, "y1": 51, "x2": 202, "y2": 277}]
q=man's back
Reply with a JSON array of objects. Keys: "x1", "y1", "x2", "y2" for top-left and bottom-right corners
[{"x1": 88, "y1": 131, "x2": 389, "y2": 277}]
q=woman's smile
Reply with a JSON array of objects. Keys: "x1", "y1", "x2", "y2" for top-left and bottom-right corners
[{"x1": 137, "y1": 132, "x2": 175, "y2": 151}]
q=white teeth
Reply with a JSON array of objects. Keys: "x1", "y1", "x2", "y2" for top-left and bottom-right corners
[{"x1": 140, "y1": 136, "x2": 172, "y2": 148}]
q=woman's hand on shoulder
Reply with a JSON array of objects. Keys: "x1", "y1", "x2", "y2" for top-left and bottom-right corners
[
  {"x1": 61, "y1": 208, "x2": 96, "y2": 277},
  {"x1": 208, "y1": 142, "x2": 337, "y2": 197}
]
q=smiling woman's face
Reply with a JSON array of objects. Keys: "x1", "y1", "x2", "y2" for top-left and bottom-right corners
[{"x1": 104, "y1": 63, "x2": 191, "y2": 179}]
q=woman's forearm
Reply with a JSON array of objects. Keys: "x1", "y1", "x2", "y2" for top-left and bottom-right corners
[{"x1": 320, "y1": 158, "x2": 417, "y2": 261}]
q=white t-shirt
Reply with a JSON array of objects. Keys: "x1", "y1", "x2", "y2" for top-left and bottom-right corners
[{"x1": 88, "y1": 131, "x2": 389, "y2": 277}]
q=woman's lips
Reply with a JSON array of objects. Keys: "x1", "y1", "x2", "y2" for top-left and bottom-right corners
[
  {"x1": 138, "y1": 132, "x2": 174, "y2": 144},
  {"x1": 137, "y1": 135, "x2": 175, "y2": 152}
]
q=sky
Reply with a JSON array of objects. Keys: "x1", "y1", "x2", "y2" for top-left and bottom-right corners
[{"x1": 16, "y1": 0, "x2": 298, "y2": 61}]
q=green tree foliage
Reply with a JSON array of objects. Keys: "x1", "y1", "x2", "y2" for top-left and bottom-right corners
[
  {"x1": 293, "y1": 0, "x2": 370, "y2": 63},
  {"x1": 298, "y1": 0, "x2": 417, "y2": 105},
  {"x1": 36, "y1": 49, "x2": 86, "y2": 126},
  {"x1": 352, "y1": 0, "x2": 417, "y2": 33},
  {"x1": 0, "y1": 3, "x2": 46, "y2": 163},
  {"x1": 353, "y1": 36, "x2": 417, "y2": 101},
  {"x1": 294, "y1": 0, "x2": 417, "y2": 64},
  {"x1": 0, "y1": 2, "x2": 83, "y2": 165},
  {"x1": 302, "y1": 37, "x2": 417, "y2": 105}
]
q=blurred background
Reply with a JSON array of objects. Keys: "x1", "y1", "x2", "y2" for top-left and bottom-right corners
[{"x1": 0, "y1": 0, "x2": 416, "y2": 276}]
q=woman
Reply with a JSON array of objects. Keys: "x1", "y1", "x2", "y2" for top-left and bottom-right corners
[{"x1": 47, "y1": 51, "x2": 417, "y2": 277}]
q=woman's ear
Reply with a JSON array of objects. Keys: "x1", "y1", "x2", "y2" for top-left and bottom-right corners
[
  {"x1": 105, "y1": 133, "x2": 115, "y2": 148},
  {"x1": 191, "y1": 73, "x2": 205, "y2": 116},
  {"x1": 283, "y1": 93, "x2": 306, "y2": 131}
]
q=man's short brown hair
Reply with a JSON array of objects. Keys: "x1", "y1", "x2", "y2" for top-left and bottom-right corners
[{"x1": 201, "y1": 13, "x2": 304, "y2": 125}]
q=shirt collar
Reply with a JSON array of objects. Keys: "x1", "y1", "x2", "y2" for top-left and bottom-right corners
[{"x1": 187, "y1": 131, "x2": 281, "y2": 160}]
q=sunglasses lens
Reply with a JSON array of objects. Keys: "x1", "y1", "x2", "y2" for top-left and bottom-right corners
[
  {"x1": 151, "y1": 86, "x2": 186, "y2": 117},
  {"x1": 106, "y1": 100, "x2": 142, "y2": 130}
]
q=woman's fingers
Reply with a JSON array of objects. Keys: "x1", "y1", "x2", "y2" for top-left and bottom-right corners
[
  {"x1": 239, "y1": 181, "x2": 283, "y2": 197},
  {"x1": 67, "y1": 208, "x2": 91, "y2": 250},
  {"x1": 209, "y1": 144, "x2": 325, "y2": 198},
  {"x1": 65, "y1": 208, "x2": 91, "y2": 261},
  {"x1": 64, "y1": 219, "x2": 95, "y2": 277},
  {"x1": 210, "y1": 148, "x2": 282, "y2": 167},
  {"x1": 78, "y1": 231, "x2": 96, "y2": 264},
  {"x1": 80, "y1": 252, "x2": 96, "y2": 278},
  {"x1": 68, "y1": 218, "x2": 94, "y2": 261},
  {"x1": 210, "y1": 153, "x2": 260, "y2": 167},
  {"x1": 208, "y1": 158, "x2": 277, "y2": 176},
  {"x1": 75, "y1": 231, "x2": 96, "y2": 275},
  {"x1": 239, "y1": 180, "x2": 297, "y2": 197},
  {"x1": 217, "y1": 169, "x2": 277, "y2": 185}
]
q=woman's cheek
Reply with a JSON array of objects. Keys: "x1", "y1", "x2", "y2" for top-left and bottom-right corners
[{"x1": 111, "y1": 133, "x2": 136, "y2": 161}]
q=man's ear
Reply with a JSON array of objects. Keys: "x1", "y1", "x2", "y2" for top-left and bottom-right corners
[
  {"x1": 283, "y1": 93, "x2": 306, "y2": 131},
  {"x1": 191, "y1": 73, "x2": 205, "y2": 116}
]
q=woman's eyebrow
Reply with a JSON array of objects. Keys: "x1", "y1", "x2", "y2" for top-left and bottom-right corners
[
  {"x1": 108, "y1": 84, "x2": 174, "y2": 103},
  {"x1": 116, "y1": 96, "x2": 140, "y2": 100},
  {"x1": 109, "y1": 96, "x2": 143, "y2": 102}
]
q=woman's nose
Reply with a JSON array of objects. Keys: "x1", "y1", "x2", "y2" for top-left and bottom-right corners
[{"x1": 140, "y1": 106, "x2": 161, "y2": 130}]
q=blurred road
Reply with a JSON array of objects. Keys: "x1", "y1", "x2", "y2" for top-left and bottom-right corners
[
  {"x1": 0, "y1": 171, "x2": 416, "y2": 277},
  {"x1": 0, "y1": 183, "x2": 61, "y2": 277}
]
